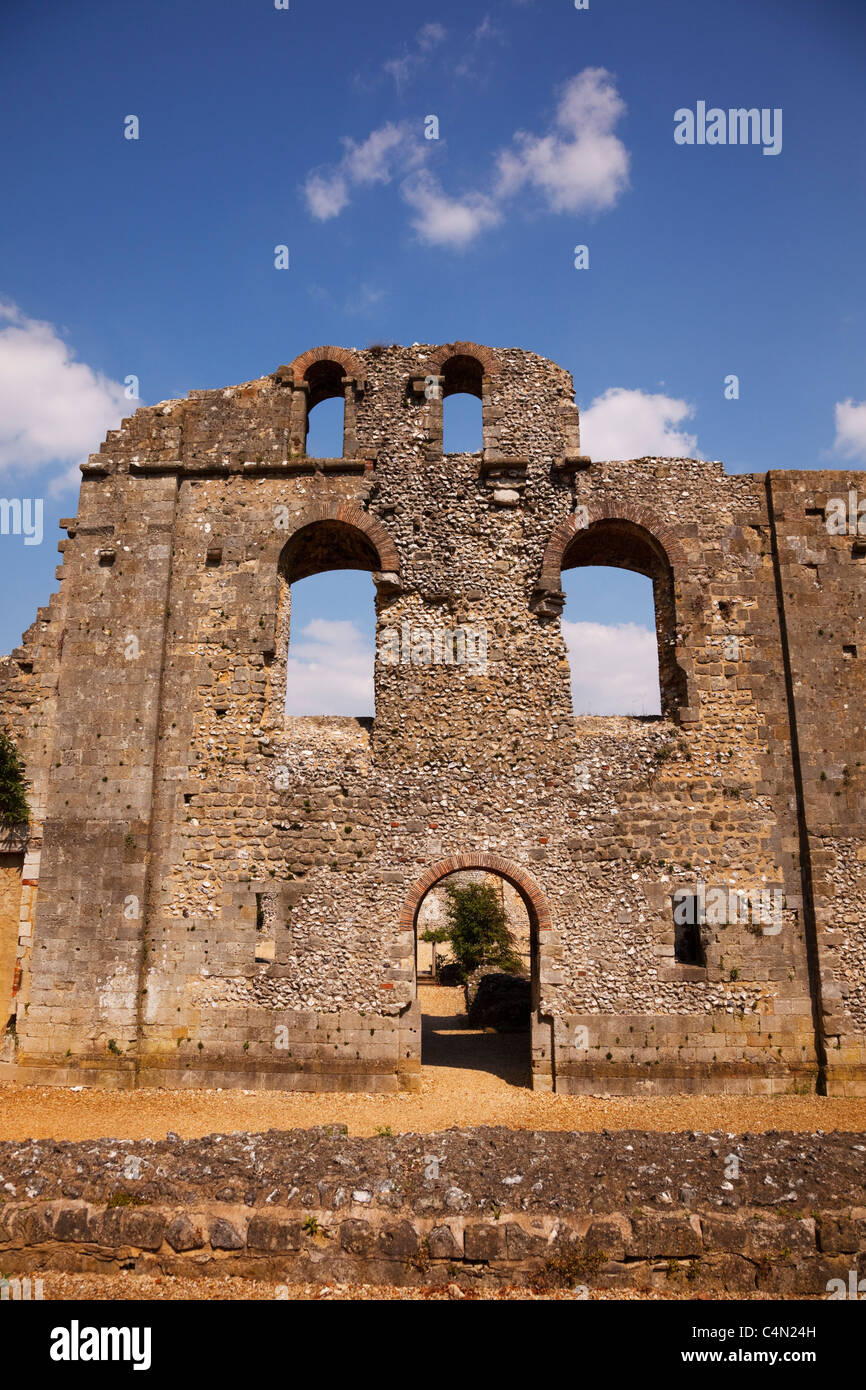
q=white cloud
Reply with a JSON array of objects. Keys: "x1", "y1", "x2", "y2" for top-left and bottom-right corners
[
  {"x1": 303, "y1": 122, "x2": 423, "y2": 222},
  {"x1": 284, "y1": 618, "x2": 374, "y2": 716},
  {"x1": 344, "y1": 283, "x2": 387, "y2": 316},
  {"x1": 418, "y1": 21, "x2": 447, "y2": 51},
  {"x1": 0, "y1": 299, "x2": 129, "y2": 491},
  {"x1": 383, "y1": 55, "x2": 412, "y2": 89},
  {"x1": 302, "y1": 68, "x2": 631, "y2": 250},
  {"x1": 579, "y1": 387, "x2": 699, "y2": 460},
  {"x1": 407, "y1": 66, "x2": 629, "y2": 246},
  {"x1": 495, "y1": 68, "x2": 629, "y2": 214},
  {"x1": 303, "y1": 171, "x2": 350, "y2": 221},
  {"x1": 384, "y1": 22, "x2": 447, "y2": 89},
  {"x1": 832, "y1": 398, "x2": 866, "y2": 460},
  {"x1": 564, "y1": 620, "x2": 660, "y2": 715},
  {"x1": 454, "y1": 13, "x2": 505, "y2": 78},
  {"x1": 344, "y1": 124, "x2": 409, "y2": 185},
  {"x1": 401, "y1": 171, "x2": 502, "y2": 249}
]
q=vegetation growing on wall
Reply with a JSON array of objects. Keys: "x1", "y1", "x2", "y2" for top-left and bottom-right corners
[{"x1": 0, "y1": 732, "x2": 30, "y2": 829}]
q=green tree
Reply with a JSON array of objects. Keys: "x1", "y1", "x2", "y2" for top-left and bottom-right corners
[
  {"x1": 0, "y1": 732, "x2": 30, "y2": 829},
  {"x1": 421, "y1": 881, "x2": 522, "y2": 983}
]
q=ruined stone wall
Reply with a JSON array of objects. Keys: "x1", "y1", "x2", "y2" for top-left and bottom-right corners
[
  {"x1": 1, "y1": 343, "x2": 863, "y2": 1093},
  {"x1": 765, "y1": 471, "x2": 866, "y2": 1091},
  {"x1": 1, "y1": 1128, "x2": 864, "y2": 1296},
  {"x1": 0, "y1": 552, "x2": 69, "y2": 1065}
]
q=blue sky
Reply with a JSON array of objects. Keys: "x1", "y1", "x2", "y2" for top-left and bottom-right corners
[{"x1": 1, "y1": 0, "x2": 865, "y2": 714}]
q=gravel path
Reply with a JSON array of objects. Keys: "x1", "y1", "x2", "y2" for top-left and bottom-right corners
[
  {"x1": 28, "y1": 1272, "x2": 806, "y2": 1301},
  {"x1": 1, "y1": 988, "x2": 862, "y2": 1141}
]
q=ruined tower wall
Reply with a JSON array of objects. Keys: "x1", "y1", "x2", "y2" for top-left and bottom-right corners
[
  {"x1": 1, "y1": 344, "x2": 863, "y2": 1093},
  {"x1": 0, "y1": 536, "x2": 71, "y2": 1061},
  {"x1": 765, "y1": 470, "x2": 866, "y2": 1092},
  {"x1": 532, "y1": 460, "x2": 818, "y2": 1094}
]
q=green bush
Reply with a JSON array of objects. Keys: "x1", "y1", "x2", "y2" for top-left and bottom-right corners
[
  {"x1": 421, "y1": 881, "x2": 522, "y2": 983},
  {"x1": 0, "y1": 732, "x2": 30, "y2": 830}
]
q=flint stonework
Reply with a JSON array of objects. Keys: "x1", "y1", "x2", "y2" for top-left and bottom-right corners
[{"x1": 0, "y1": 342, "x2": 863, "y2": 1095}]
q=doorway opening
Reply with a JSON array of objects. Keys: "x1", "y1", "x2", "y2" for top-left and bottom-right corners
[{"x1": 414, "y1": 867, "x2": 538, "y2": 1089}]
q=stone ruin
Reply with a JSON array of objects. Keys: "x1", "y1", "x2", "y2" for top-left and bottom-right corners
[{"x1": 0, "y1": 341, "x2": 864, "y2": 1095}]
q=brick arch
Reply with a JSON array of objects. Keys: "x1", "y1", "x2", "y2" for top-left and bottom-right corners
[
  {"x1": 281, "y1": 503, "x2": 400, "y2": 578},
  {"x1": 399, "y1": 853, "x2": 552, "y2": 935},
  {"x1": 421, "y1": 342, "x2": 501, "y2": 378},
  {"x1": 539, "y1": 502, "x2": 687, "y2": 591},
  {"x1": 284, "y1": 346, "x2": 365, "y2": 383}
]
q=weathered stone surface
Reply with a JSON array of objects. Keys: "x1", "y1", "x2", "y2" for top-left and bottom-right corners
[
  {"x1": 209, "y1": 1217, "x2": 245, "y2": 1250},
  {"x1": 817, "y1": 1209, "x2": 866, "y2": 1254},
  {"x1": 376, "y1": 1220, "x2": 419, "y2": 1259},
  {"x1": 340, "y1": 1219, "x2": 374, "y2": 1256},
  {"x1": 0, "y1": 343, "x2": 863, "y2": 1096},
  {"x1": 246, "y1": 1214, "x2": 302, "y2": 1253},
  {"x1": 504, "y1": 1222, "x2": 548, "y2": 1260},
  {"x1": 165, "y1": 1214, "x2": 205, "y2": 1252},
  {"x1": 585, "y1": 1217, "x2": 628, "y2": 1262},
  {"x1": 99, "y1": 1206, "x2": 167, "y2": 1251},
  {"x1": 1, "y1": 1127, "x2": 864, "y2": 1213},
  {"x1": 464, "y1": 1223, "x2": 507, "y2": 1262},
  {"x1": 52, "y1": 1206, "x2": 90, "y2": 1243},
  {"x1": 0, "y1": 1127, "x2": 863, "y2": 1294},
  {"x1": 427, "y1": 1224, "x2": 461, "y2": 1260},
  {"x1": 627, "y1": 1214, "x2": 703, "y2": 1259}
]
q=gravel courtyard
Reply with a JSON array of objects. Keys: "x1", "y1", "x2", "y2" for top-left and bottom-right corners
[{"x1": 1, "y1": 989, "x2": 863, "y2": 1142}]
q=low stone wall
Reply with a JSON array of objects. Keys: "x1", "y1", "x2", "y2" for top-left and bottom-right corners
[
  {"x1": 14, "y1": 1003, "x2": 422, "y2": 1093},
  {"x1": 1, "y1": 1128, "x2": 864, "y2": 1294}
]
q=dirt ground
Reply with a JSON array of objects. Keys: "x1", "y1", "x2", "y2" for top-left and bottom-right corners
[
  {"x1": 24, "y1": 1272, "x2": 808, "y2": 1301},
  {"x1": 1, "y1": 988, "x2": 863, "y2": 1141}
]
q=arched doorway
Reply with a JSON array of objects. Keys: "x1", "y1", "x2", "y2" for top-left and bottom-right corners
[{"x1": 400, "y1": 854, "x2": 553, "y2": 1090}]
